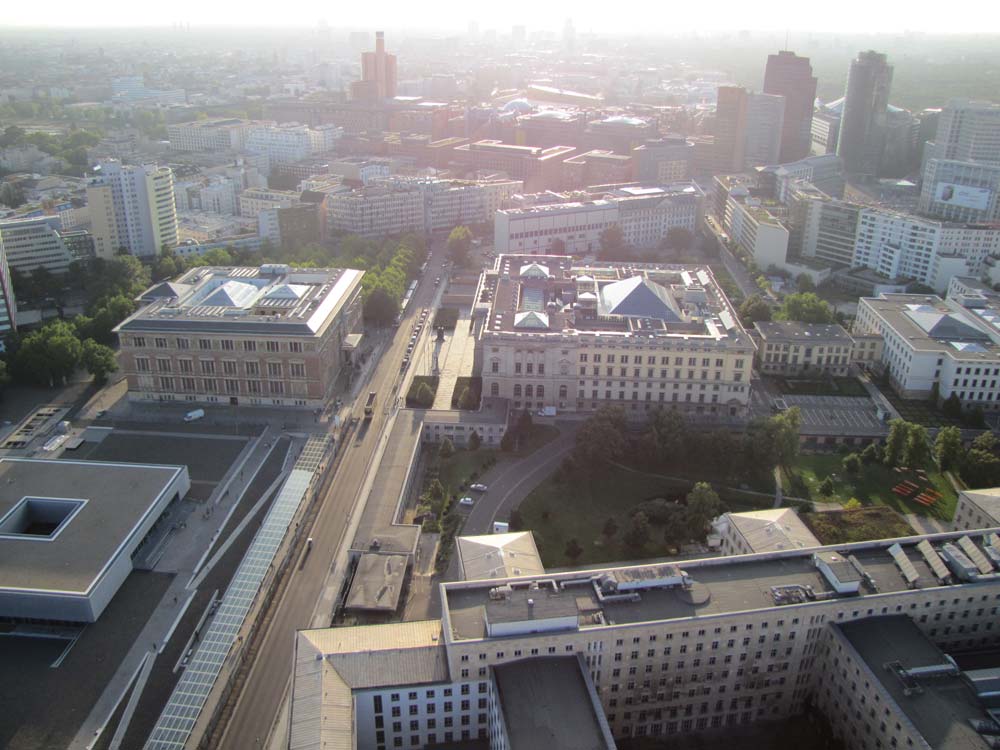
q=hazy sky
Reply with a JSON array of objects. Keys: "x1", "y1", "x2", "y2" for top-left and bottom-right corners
[{"x1": 3, "y1": 0, "x2": 1000, "y2": 34}]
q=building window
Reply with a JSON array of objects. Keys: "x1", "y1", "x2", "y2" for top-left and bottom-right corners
[
  {"x1": 225, "y1": 379, "x2": 239, "y2": 394},
  {"x1": 135, "y1": 357, "x2": 150, "y2": 372},
  {"x1": 491, "y1": 382, "x2": 499, "y2": 396},
  {"x1": 220, "y1": 340, "x2": 234, "y2": 351},
  {"x1": 247, "y1": 380, "x2": 261, "y2": 393},
  {"x1": 156, "y1": 358, "x2": 171, "y2": 373},
  {"x1": 290, "y1": 363, "x2": 306, "y2": 378},
  {"x1": 245, "y1": 361, "x2": 259, "y2": 376},
  {"x1": 222, "y1": 361, "x2": 238, "y2": 375},
  {"x1": 176, "y1": 338, "x2": 190, "y2": 350},
  {"x1": 266, "y1": 341, "x2": 280, "y2": 353},
  {"x1": 269, "y1": 381, "x2": 285, "y2": 395},
  {"x1": 200, "y1": 360, "x2": 216, "y2": 375},
  {"x1": 244, "y1": 340, "x2": 257, "y2": 352},
  {"x1": 289, "y1": 341, "x2": 303, "y2": 353},
  {"x1": 199, "y1": 339, "x2": 212, "y2": 350},
  {"x1": 268, "y1": 362, "x2": 283, "y2": 378},
  {"x1": 133, "y1": 336, "x2": 146, "y2": 348},
  {"x1": 154, "y1": 337, "x2": 168, "y2": 349},
  {"x1": 159, "y1": 376, "x2": 173, "y2": 390}
]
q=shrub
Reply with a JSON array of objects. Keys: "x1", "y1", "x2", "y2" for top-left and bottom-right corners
[{"x1": 818, "y1": 476, "x2": 835, "y2": 496}]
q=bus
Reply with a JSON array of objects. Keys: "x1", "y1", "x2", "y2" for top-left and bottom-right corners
[{"x1": 364, "y1": 392, "x2": 377, "y2": 419}]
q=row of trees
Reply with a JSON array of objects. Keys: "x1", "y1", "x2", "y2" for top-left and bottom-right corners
[
  {"x1": 595, "y1": 225, "x2": 696, "y2": 263},
  {"x1": 563, "y1": 405, "x2": 802, "y2": 486},
  {"x1": 737, "y1": 291, "x2": 837, "y2": 327}
]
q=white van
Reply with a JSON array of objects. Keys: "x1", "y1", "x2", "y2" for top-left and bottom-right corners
[{"x1": 184, "y1": 409, "x2": 205, "y2": 422}]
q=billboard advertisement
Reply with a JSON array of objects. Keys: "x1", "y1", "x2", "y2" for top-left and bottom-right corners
[{"x1": 934, "y1": 182, "x2": 993, "y2": 211}]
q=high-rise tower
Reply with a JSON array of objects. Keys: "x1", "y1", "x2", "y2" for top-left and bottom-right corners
[
  {"x1": 352, "y1": 31, "x2": 397, "y2": 103},
  {"x1": 763, "y1": 50, "x2": 818, "y2": 163},
  {"x1": 837, "y1": 50, "x2": 893, "y2": 175}
]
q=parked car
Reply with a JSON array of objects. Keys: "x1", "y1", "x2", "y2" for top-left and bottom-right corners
[
  {"x1": 459, "y1": 496, "x2": 475, "y2": 506},
  {"x1": 470, "y1": 483, "x2": 488, "y2": 492}
]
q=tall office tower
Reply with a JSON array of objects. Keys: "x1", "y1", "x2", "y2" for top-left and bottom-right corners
[
  {"x1": 86, "y1": 160, "x2": 178, "y2": 259},
  {"x1": 714, "y1": 87, "x2": 785, "y2": 172},
  {"x1": 0, "y1": 233, "x2": 17, "y2": 340},
  {"x1": 511, "y1": 25, "x2": 527, "y2": 48},
  {"x1": 836, "y1": 50, "x2": 893, "y2": 175},
  {"x1": 763, "y1": 50, "x2": 818, "y2": 163},
  {"x1": 352, "y1": 31, "x2": 397, "y2": 103},
  {"x1": 919, "y1": 100, "x2": 1000, "y2": 223},
  {"x1": 927, "y1": 99, "x2": 1000, "y2": 164}
]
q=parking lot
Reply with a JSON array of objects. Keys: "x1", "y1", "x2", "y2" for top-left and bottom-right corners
[{"x1": 751, "y1": 386, "x2": 886, "y2": 435}]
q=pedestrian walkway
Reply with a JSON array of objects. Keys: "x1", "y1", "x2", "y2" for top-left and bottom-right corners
[{"x1": 432, "y1": 312, "x2": 477, "y2": 410}]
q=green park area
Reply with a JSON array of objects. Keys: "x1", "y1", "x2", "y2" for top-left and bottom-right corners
[
  {"x1": 774, "y1": 376, "x2": 868, "y2": 397},
  {"x1": 802, "y1": 506, "x2": 915, "y2": 545}
]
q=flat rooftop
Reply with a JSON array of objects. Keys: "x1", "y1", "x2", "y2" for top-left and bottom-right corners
[
  {"x1": 117, "y1": 265, "x2": 363, "y2": 336},
  {"x1": 0, "y1": 458, "x2": 185, "y2": 594},
  {"x1": 838, "y1": 616, "x2": 993, "y2": 749},
  {"x1": 350, "y1": 409, "x2": 421, "y2": 557},
  {"x1": 480, "y1": 255, "x2": 752, "y2": 347},
  {"x1": 754, "y1": 320, "x2": 853, "y2": 343},
  {"x1": 860, "y1": 294, "x2": 1000, "y2": 360},
  {"x1": 493, "y1": 657, "x2": 615, "y2": 750},
  {"x1": 345, "y1": 553, "x2": 408, "y2": 612},
  {"x1": 443, "y1": 532, "x2": 1000, "y2": 642}
]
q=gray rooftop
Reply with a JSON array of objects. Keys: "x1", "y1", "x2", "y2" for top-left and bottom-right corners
[
  {"x1": 0, "y1": 458, "x2": 185, "y2": 594},
  {"x1": 117, "y1": 265, "x2": 364, "y2": 336},
  {"x1": 754, "y1": 320, "x2": 853, "y2": 343},
  {"x1": 838, "y1": 616, "x2": 993, "y2": 749},
  {"x1": 345, "y1": 553, "x2": 408, "y2": 612},
  {"x1": 493, "y1": 657, "x2": 616, "y2": 750},
  {"x1": 350, "y1": 410, "x2": 421, "y2": 556},
  {"x1": 443, "y1": 532, "x2": 1000, "y2": 642}
]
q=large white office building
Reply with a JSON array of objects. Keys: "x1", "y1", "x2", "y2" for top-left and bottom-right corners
[
  {"x1": 166, "y1": 118, "x2": 274, "y2": 152},
  {"x1": 473, "y1": 256, "x2": 754, "y2": 419},
  {"x1": 289, "y1": 529, "x2": 1000, "y2": 750},
  {"x1": 494, "y1": 183, "x2": 704, "y2": 256},
  {"x1": 327, "y1": 185, "x2": 427, "y2": 237},
  {"x1": 855, "y1": 290, "x2": 1000, "y2": 408},
  {"x1": 86, "y1": 160, "x2": 178, "y2": 258},
  {"x1": 244, "y1": 123, "x2": 343, "y2": 172},
  {"x1": 374, "y1": 177, "x2": 524, "y2": 233}
]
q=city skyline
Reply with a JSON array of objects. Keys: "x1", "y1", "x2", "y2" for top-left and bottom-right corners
[{"x1": 2, "y1": 1, "x2": 999, "y2": 34}]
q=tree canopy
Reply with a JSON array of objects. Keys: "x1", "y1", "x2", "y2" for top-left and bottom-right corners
[
  {"x1": 446, "y1": 226, "x2": 473, "y2": 267},
  {"x1": 774, "y1": 292, "x2": 837, "y2": 324}
]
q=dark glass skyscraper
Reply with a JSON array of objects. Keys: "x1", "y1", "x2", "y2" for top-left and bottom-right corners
[
  {"x1": 837, "y1": 50, "x2": 893, "y2": 175},
  {"x1": 763, "y1": 50, "x2": 817, "y2": 163}
]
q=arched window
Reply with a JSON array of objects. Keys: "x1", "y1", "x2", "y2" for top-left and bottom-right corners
[
  {"x1": 513, "y1": 384, "x2": 522, "y2": 397},
  {"x1": 525, "y1": 384, "x2": 534, "y2": 398},
  {"x1": 559, "y1": 385, "x2": 568, "y2": 398},
  {"x1": 536, "y1": 385, "x2": 544, "y2": 398},
  {"x1": 491, "y1": 382, "x2": 499, "y2": 396}
]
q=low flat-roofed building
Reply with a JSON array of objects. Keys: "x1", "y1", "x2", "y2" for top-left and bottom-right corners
[
  {"x1": 954, "y1": 488, "x2": 1000, "y2": 531},
  {"x1": 753, "y1": 320, "x2": 856, "y2": 376},
  {"x1": 421, "y1": 398, "x2": 510, "y2": 447},
  {"x1": 819, "y1": 615, "x2": 998, "y2": 749},
  {"x1": 456, "y1": 532, "x2": 545, "y2": 581},
  {"x1": 115, "y1": 264, "x2": 363, "y2": 410},
  {"x1": 345, "y1": 552, "x2": 409, "y2": 612},
  {"x1": 0, "y1": 457, "x2": 190, "y2": 622},
  {"x1": 490, "y1": 656, "x2": 617, "y2": 750},
  {"x1": 713, "y1": 508, "x2": 821, "y2": 555}
]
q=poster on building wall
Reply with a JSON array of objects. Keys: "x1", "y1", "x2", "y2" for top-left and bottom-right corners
[{"x1": 933, "y1": 182, "x2": 993, "y2": 211}]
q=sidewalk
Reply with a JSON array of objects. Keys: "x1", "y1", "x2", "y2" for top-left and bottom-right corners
[
  {"x1": 431, "y1": 312, "x2": 477, "y2": 410},
  {"x1": 71, "y1": 430, "x2": 293, "y2": 750}
]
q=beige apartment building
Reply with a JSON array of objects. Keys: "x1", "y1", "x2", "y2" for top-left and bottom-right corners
[
  {"x1": 115, "y1": 264, "x2": 363, "y2": 409},
  {"x1": 474, "y1": 256, "x2": 755, "y2": 419}
]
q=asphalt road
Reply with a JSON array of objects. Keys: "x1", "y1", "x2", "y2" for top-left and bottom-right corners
[{"x1": 216, "y1": 247, "x2": 451, "y2": 750}]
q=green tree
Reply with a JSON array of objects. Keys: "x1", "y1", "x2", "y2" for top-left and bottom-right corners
[
  {"x1": 446, "y1": 225, "x2": 473, "y2": 266},
  {"x1": 738, "y1": 294, "x2": 773, "y2": 324},
  {"x1": 439, "y1": 437, "x2": 455, "y2": 460},
  {"x1": 623, "y1": 511, "x2": 651, "y2": 551},
  {"x1": 0, "y1": 182, "x2": 25, "y2": 209},
  {"x1": 500, "y1": 430, "x2": 515, "y2": 452},
  {"x1": 796, "y1": 273, "x2": 816, "y2": 293},
  {"x1": 861, "y1": 442, "x2": 883, "y2": 464},
  {"x1": 573, "y1": 408, "x2": 627, "y2": 476},
  {"x1": 818, "y1": 476, "x2": 835, "y2": 496},
  {"x1": 80, "y1": 338, "x2": 118, "y2": 385},
  {"x1": 413, "y1": 381, "x2": 435, "y2": 408},
  {"x1": 775, "y1": 292, "x2": 836, "y2": 324},
  {"x1": 516, "y1": 409, "x2": 533, "y2": 437},
  {"x1": 883, "y1": 419, "x2": 910, "y2": 467},
  {"x1": 467, "y1": 430, "x2": 481, "y2": 451},
  {"x1": 934, "y1": 426, "x2": 963, "y2": 471},
  {"x1": 902, "y1": 423, "x2": 931, "y2": 468},
  {"x1": 0, "y1": 359, "x2": 10, "y2": 395},
  {"x1": 685, "y1": 482, "x2": 724, "y2": 537},
  {"x1": 665, "y1": 226, "x2": 694, "y2": 252},
  {"x1": 363, "y1": 285, "x2": 399, "y2": 327},
  {"x1": 13, "y1": 320, "x2": 83, "y2": 386},
  {"x1": 458, "y1": 386, "x2": 479, "y2": 410},
  {"x1": 508, "y1": 508, "x2": 523, "y2": 530},
  {"x1": 972, "y1": 432, "x2": 997, "y2": 453},
  {"x1": 961, "y1": 449, "x2": 1000, "y2": 488},
  {"x1": 942, "y1": 393, "x2": 963, "y2": 418},
  {"x1": 598, "y1": 224, "x2": 626, "y2": 260},
  {"x1": 844, "y1": 498, "x2": 863, "y2": 510},
  {"x1": 564, "y1": 538, "x2": 584, "y2": 563},
  {"x1": 602, "y1": 517, "x2": 619, "y2": 539},
  {"x1": 842, "y1": 453, "x2": 862, "y2": 475}
]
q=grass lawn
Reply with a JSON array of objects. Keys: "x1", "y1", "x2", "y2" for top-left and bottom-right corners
[
  {"x1": 516, "y1": 464, "x2": 764, "y2": 568},
  {"x1": 514, "y1": 424, "x2": 560, "y2": 456},
  {"x1": 405, "y1": 375, "x2": 439, "y2": 407},
  {"x1": 787, "y1": 454, "x2": 957, "y2": 522},
  {"x1": 802, "y1": 507, "x2": 916, "y2": 545},
  {"x1": 437, "y1": 449, "x2": 496, "y2": 497},
  {"x1": 773, "y1": 376, "x2": 868, "y2": 397}
]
